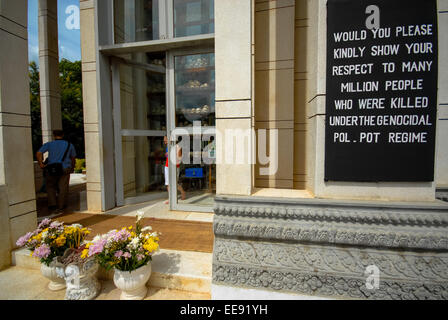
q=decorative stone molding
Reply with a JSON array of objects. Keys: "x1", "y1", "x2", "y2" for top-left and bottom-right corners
[
  {"x1": 214, "y1": 196, "x2": 448, "y2": 251},
  {"x1": 213, "y1": 263, "x2": 448, "y2": 300},
  {"x1": 214, "y1": 196, "x2": 448, "y2": 227},
  {"x1": 436, "y1": 189, "x2": 448, "y2": 203},
  {"x1": 212, "y1": 196, "x2": 448, "y2": 299},
  {"x1": 214, "y1": 239, "x2": 448, "y2": 283}
]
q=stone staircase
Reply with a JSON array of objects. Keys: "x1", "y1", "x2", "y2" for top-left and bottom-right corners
[{"x1": 10, "y1": 247, "x2": 212, "y2": 300}]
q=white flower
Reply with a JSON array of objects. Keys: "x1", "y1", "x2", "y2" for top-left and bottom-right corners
[
  {"x1": 136, "y1": 210, "x2": 145, "y2": 222},
  {"x1": 142, "y1": 226, "x2": 152, "y2": 232},
  {"x1": 70, "y1": 224, "x2": 83, "y2": 229},
  {"x1": 41, "y1": 230, "x2": 48, "y2": 240},
  {"x1": 127, "y1": 237, "x2": 140, "y2": 250}
]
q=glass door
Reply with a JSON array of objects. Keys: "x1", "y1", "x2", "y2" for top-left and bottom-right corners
[
  {"x1": 112, "y1": 52, "x2": 169, "y2": 206},
  {"x1": 167, "y1": 49, "x2": 216, "y2": 212}
]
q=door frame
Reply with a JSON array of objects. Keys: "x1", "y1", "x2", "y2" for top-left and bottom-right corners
[
  {"x1": 166, "y1": 46, "x2": 215, "y2": 213},
  {"x1": 111, "y1": 56, "x2": 168, "y2": 207}
]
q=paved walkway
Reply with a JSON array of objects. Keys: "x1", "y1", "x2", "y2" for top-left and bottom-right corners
[
  {"x1": 36, "y1": 173, "x2": 87, "y2": 219},
  {"x1": 0, "y1": 267, "x2": 210, "y2": 300}
]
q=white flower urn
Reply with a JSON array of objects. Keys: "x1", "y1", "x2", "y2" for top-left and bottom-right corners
[
  {"x1": 113, "y1": 263, "x2": 152, "y2": 300},
  {"x1": 41, "y1": 260, "x2": 66, "y2": 291},
  {"x1": 55, "y1": 258, "x2": 101, "y2": 300}
]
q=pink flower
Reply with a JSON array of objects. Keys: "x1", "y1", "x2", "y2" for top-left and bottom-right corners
[
  {"x1": 33, "y1": 244, "x2": 51, "y2": 259},
  {"x1": 50, "y1": 221, "x2": 64, "y2": 230},
  {"x1": 88, "y1": 239, "x2": 107, "y2": 257},
  {"x1": 38, "y1": 218, "x2": 52, "y2": 229},
  {"x1": 16, "y1": 232, "x2": 33, "y2": 247},
  {"x1": 114, "y1": 251, "x2": 124, "y2": 258},
  {"x1": 122, "y1": 252, "x2": 131, "y2": 259},
  {"x1": 137, "y1": 254, "x2": 145, "y2": 261},
  {"x1": 113, "y1": 229, "x2": 131, "y2": 242}
]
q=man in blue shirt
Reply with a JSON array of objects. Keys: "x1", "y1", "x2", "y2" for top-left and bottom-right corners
[{"x1": 36, "y1": 130, "x2": 76, "y2": 213}]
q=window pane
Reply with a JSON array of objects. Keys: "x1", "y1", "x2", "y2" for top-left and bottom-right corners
[
  {"x1": 173, "y1": 133, "x2": 216, "y2": 207},
  {"x1": 114, "y1": 0, "x2": 159, "y2": 43},
  {"x1": 119, "y1": 52, "x2": 167, "y2": 131},
  {"x1": 122, "y1": 136, "x2": 167, "y2": 198},
  {"x1": 174, "y1": 0, "x2": 214, "y2": 37},
  {"x1": 175, "y1": 53, "x2": 215, "y2": 127}
]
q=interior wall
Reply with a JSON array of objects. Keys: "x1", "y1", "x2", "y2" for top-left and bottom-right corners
[{"x1": 120, "y1": 63, "x2": 137, "y2": 196}]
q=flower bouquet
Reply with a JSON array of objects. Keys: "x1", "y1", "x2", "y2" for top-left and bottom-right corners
[
  {"x1": 16, "y1": 218, "x2": 91, "y2": 291},
  {"x1": 83, "y1": 211, "x2": 160, "y2": 300}
]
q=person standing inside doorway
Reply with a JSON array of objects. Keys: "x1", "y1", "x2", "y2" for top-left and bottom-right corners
[
  {"x1": 36, "y1": 130, "x2": 76, "y2": 214},
  {"x1": 164, "y1": 136, "x2": 186, "y2": 204}
]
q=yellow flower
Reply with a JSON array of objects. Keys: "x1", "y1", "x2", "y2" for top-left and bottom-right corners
[
  {"x1": 143, "y1": 238, "x2": 159, "y2": 253},
  {"x1": 81, "y1": 249, "x2": 89, "y2": 259},
  {"x1": 54, "y1": 235, "x2": 66, "y2": 247},
  {"x1": 128, "y1": 226, "x2": 133, "y2": 230},
  {"x1": 130, "y1": 232, "x2": 136, "y2": 238},
  {"x1": 32, "y1": 234, "x2": 42, "y2": 242}
]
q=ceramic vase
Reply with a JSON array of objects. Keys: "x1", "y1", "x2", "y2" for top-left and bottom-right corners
[
  {"x1": 41, "y1": 260, "x2": 66, "y2": 291},
  {"x1": 113, "y1": 263, "x2": 152, "y2": 300}
]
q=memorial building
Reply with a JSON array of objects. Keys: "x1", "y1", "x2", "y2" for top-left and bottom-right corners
[{"x1": 0, "y1": 0, "x2": 448, "y2": 299}]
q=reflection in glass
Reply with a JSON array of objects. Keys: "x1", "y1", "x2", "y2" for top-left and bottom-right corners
[
  {"x1": 174, "y1": 0, "x2": 214, "y2": 37},
  {"x1": 175, "y1": 53, "x2": 215, "y2": 127},
  {"x1": 118, "y1": 52, "x2": 167, "y2": 200},
  {"x1": 175, "y1": 134, "x2": 216, "y2": 207},
  {"x1": 120, "y1": 52, "x2": 166, "y2": 131},
  {"x1": 114, "y1": 0, "x2": 159, "y2": 43},
  {"x1": 122, "y1": 136, "x2": 167, "y2": 198}
]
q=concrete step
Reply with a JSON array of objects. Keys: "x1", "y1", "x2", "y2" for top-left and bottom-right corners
[{"x1": 12, "y1": 248, "x2": 212, "y2": 294}]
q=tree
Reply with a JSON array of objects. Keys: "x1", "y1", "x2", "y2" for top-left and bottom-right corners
[
  {"x1": 59, "y1": 59, "x2": 85, "y2": 158},
  {"x1": 29, "y1": 61, "x2": 42, "y2": 157},
  {"x1": 29, "y1": 59, "x2": 85, "y2": 158}
]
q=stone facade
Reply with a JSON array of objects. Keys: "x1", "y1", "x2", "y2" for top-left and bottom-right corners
[
  {"x1": 0, "y1": 0, "x2": 37, "y2": 270},
  {"x1": 213, "y1": 196, "x2": 448, "y2": 299}
]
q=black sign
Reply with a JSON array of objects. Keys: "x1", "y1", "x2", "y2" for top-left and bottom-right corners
[{"x1": 325, "y1": 0, "x2": 438, "y2": 182}]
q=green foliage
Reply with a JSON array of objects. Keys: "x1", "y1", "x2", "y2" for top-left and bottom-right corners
[
  {"x1": 30, "y1": 61, "x2": 42, "y2": 157},
  {"x1": 74, "y1": 158, "x2": 86, "y2": 173},
  {"x1": 29, "y1": 59, "x2": 85, "y2": 158}
]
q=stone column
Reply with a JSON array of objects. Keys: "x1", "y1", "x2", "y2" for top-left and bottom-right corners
[
  {"x1": 254, "y1": 0, "x2": 296, "y2": 189},
  {"x1": 80, "y1": 0, "x2": 102, "y2": 211},
  {"x1": 0, "y1": 0, "x2": 37, "y2": 269},
  {"x1": 38, "y1": 0, "x2": 62, "y2": 143},
  {"x1": 215, "y1": 0, "x2": 254, "y2": 196}
]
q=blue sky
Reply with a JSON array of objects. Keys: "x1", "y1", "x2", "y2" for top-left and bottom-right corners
[{"x1": 28, "y1": 0, "x2": 81, "y2": 64}]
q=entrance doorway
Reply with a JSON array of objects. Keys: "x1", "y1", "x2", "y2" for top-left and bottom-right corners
[
  {"x1": 112, "y1": 49, "x2": 215, "y2": 211},
  {"x1": 167, "y1": 49, "x2": 216, "y2": 212}
]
